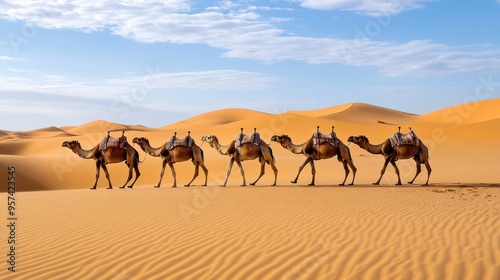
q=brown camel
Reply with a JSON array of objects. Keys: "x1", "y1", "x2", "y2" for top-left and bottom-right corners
[
  {"x1": 347, "y1": 134, "x2": 431, "y2": 186},
  {"x1": 132, "y1": 136, "x2": 208, "y2": 188},
  {"x1": 200, "y1": 135, "x2": 278, "y2": 187},
  {"x1": 62, "y1": 140, "x2": 141, "y2": 189},
  {"x1": 270, "y1": 133, "x2": 356, "y2": 186}
]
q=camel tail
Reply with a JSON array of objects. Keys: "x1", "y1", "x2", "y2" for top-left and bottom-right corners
[
  {"x1": 134, "y1": 152, "x2": 141, "y2": 165},
  {"x1": 268, "y1": 146, "x2": 276, "y2": 164},
  {"x1": 338, "y1": 145, "x2": 353, "y2": 162}
]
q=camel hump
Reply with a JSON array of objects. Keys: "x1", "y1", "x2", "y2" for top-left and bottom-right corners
[
  {"x1": 236, "y1": 131, "x2": 261, "y2": 147},
  {"x1": 166, "y1": 133, "x2": 194, "y2": 150},
  {"x1": 100, "y1": 134, "x2": 128, "y2": 151},
  {"x1": 389, "y1": 131, "x2": 420, "y2": 147},
  {"x1": 312, "y1": 131, "x2": 339, "y2": 147}
]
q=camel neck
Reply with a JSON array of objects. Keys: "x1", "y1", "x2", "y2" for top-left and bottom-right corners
[
  {"x1": 75, "y1": 145, "x2": 98, "y2": 159},
  {"x1": 213, "y1": 140, "x2": 229, "y2": 155},
  {"x1": 360, "y1": 141, "x2": 384, "y2": 155},
  {"x1": 283, "y1": 140, "x2": 304, "y2": 154},
  {"x1": 141, "y1": 141, "x2": 163, "y2": 157}
]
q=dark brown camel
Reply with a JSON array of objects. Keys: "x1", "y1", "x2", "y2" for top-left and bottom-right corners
[
  {"x1": 200, "y1": 135, "x2": 278, "y2": 187},
  {"x1": 270, "y1": 132, "x2": 356, "y2": 186},
  {"x1": 62, "y1": 140, "x2": 141, "y2": 189},
  {"x1": 132, "y1": 136, "x2": 208, "y2": 188},
  {"x1": 347, "y1": 133, "x2": 431, "y2": 186}
]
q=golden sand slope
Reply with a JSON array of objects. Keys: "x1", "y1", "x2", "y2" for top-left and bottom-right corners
[
  {"x1": 1, "y1": 99, "x2": 500, "y2": 191},
  {"x1": 3, "y1": 186, "x2": 499, "y2": 279},
  {"x1": 1, "y1": 99, "x2": 500, "y2": 279}
]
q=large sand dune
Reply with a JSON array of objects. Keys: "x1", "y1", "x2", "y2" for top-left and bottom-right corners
[{"x1": 1, "y1": 99, "x2": 499, "y2": 279}]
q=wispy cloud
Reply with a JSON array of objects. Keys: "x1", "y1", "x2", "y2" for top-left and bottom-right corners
[
  {"x1": 0, "y1": 70, "x2": 277, "y2": 100},
  {"x1": 297, "y1": 0, "x2": 431, "y2": 16},
  {"x1": 0, "y1": 1, "x2": 499, "y2": 77}
]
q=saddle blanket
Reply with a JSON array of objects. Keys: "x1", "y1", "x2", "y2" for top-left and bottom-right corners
[
  {"x1": 389, "y1": 132, "x2": 420, "y2": 147},
  {"x1": 312, "y1": 132, "x2": 339, "y2": 147},
  {"x1": 236, "y1": 133, "x2": 261, "y2": 147},
  {"x1": 99, "y1": 136, "x2": 128, "y2": 151},
  {"x1": 166, "y1": 136, "x2": 194, "y2": 150}
]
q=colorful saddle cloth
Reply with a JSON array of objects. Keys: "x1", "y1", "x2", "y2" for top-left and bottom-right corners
[
  {"x1": 389, "y1": 131, "x2": 420, "y2": 147},
  {"x1": 236, "y1": 132, "x2": 261, "y2": 147},
  {"x1": 99, "y1": 136, "x2": 128, "y2": 151},
  {"x1": 312, "y1": 132, "x2": 339, "y2": 147},
  {"x1": 166, "y1": 135, "x2": 194, "y2": 150}
]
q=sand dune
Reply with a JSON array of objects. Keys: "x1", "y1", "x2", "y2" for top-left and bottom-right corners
[
  {"x1": 292, "y1": 102, "x2": 417, "y2": 124},
  {"x1": 419, "y1": 98, "x2": 500, "y2": 124},
  {"x1": 1, "y1": 99, "x2": 499, "y2": 279}
]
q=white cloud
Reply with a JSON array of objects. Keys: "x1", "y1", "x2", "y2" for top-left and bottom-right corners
[
  {"x1": 297, "y1": 0, "x2": 431, "y2": 16},
  {"x1": 0, "y1": 70, "x2": 277, "y2": 99},
  {"x1": 0, "y1": 0, "x2": 499, "y2": 77},
  {"x1": 0, "y1": 55, "x2": 20, "y2": 60}
]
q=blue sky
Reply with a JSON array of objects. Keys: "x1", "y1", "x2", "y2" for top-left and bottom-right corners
[{"x1": 1, "y1": 0, "x2": 499, "y2": 131}]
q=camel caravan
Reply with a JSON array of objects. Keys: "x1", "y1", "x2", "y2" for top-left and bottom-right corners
[{"x1": 62, "y1": 126, "x2": 432, "y2": 189}]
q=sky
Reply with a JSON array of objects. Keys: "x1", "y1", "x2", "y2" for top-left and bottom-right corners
[{"x1": 1, "y1": 0, "x2": 499, "y2": 131}]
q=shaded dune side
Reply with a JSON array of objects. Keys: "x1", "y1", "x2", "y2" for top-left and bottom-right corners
[{"x1": 291, "y1": 103, "x2": 417, "y2": 125}]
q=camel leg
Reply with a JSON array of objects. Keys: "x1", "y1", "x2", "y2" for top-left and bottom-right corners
[
  {"x1": 308, "y1": 160, "x2": 316, "y2": 186},
  {"x1": 374, "y1": 157, "x2": 391, "y2": 185},
  {"x1": 408, "y1": 157, "x2": 422, "y2": 185},
  {"x1": 339, "y1": 161, "x2": 349, "y2": 186},
  {"x1": 185, "y1": 162, "x2": 200, "y2": 187},
  {"x1": 91, "y1": 161, "x2": 101, "y2": 190},
  {"x1": 390, "y1": 160, "x2": 402, "y2": 185},
  {"x1": 200, "y1": 162, "x2": 208, "y2": 187},
  {"x1": 222, "y1": 158, "x2": 235, "y2": 187},
  {"x1": 168, "y1": 162, "x2": 177, "y2": 188},
  {"x1": 120, "y1": 164, "x2": 134, "y2": 189},
  {"x1": 423, "y1": 159, "x2": 432, "y2": 186},
  {"x1": 250, "y1": 157, "x2": 266, "y2": 186},
  {"x1": 101, "y1": 162, "x2": 113, "y2": 189},
  {"x1": 347, "y1": 160, "x2": 357, "y2": 185},
  {"x1": 127, "y1": 163, "x2": 141, "y2": 188},
  {"x1": 292, "y1": 157, "x2": 312, "y2": 184},
  {"x1": 155, "y1": 160, "x2": 168, "y2": 188},
  {"x1": 269, "y1": 160, "x2": 278, "y2": 186},
  {"x1": 236, "y1": 160, "x2": 246, "y2": 186}
]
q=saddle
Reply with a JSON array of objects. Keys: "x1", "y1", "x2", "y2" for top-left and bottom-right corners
[
  {"x1": 312, "y1": 126, "x2": 339, "y2": 147},
  {"x1": 99, "y1": 131, "x2": 128, "y2": 151},
  {"x1": 389, "y1": 128, "x2": 420, "y2": 147},
  {"x1": 166, "y1": 132, "x2": 194, "y2": 150},
  {"x1": 236, "y1": 128, "x2": 261, "y2": 147}
]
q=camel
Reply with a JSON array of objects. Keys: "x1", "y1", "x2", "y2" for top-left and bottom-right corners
[
  {"x1": 132, "y1": 135, "x2": 208, "y2": 188},
  {"x1": 61, "y1": 140, "x2": 141, "y2": 189},
  {"x1": 347, "y1": 132, "x2": 431, "y2": 186},
  {"x1": 200, "y1": 134, "x2": 278, "y2": 187},
  {"x1": 270, "y1": 132, "x2": 356, "y2": 186}
]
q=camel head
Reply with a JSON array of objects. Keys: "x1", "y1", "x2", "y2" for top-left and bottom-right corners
[
  {"x1": 201, "y1": 135, "x2": 218, "y2": 147},
  {"x1": 62, "y1": 140, "x2": 80, "y2": 150},
  {"x1": 132, "y1": 137, "x2": 149, "y2": 146},
  {"x1": 270, "y1": 135, "x2": 291, "y2": 147},
  {"x1": 347, "y1": 135, "x2": 368, "y2": 146}
]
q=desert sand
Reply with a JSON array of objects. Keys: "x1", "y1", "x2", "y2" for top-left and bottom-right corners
[{"x1": 0, "y1": 99, "x2": 499, "y2": 279}]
